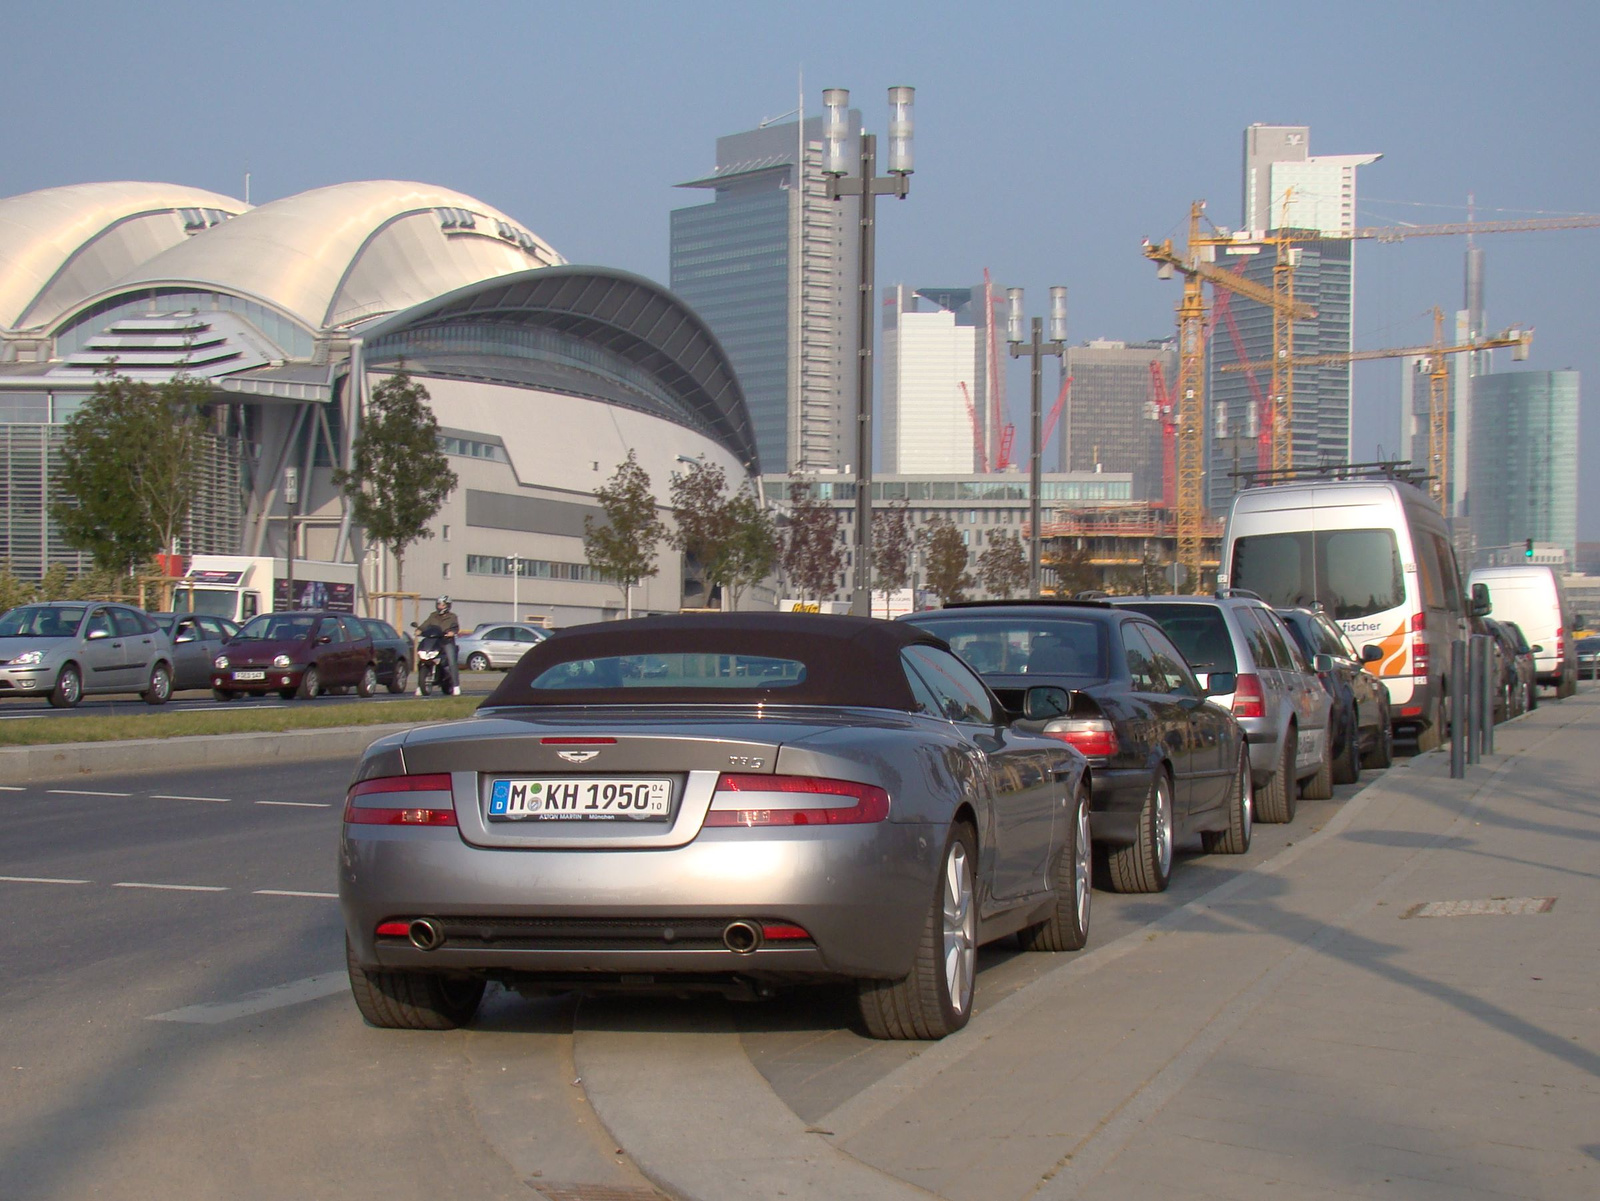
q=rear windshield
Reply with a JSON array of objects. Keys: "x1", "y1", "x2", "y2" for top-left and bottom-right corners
[
  {"x1": 907, "y1": 616, "x2": 1108, "y2": 681},
  {"x1": 0, "y1": 605, "x2": 86, "y2": 637},
  {"x1": 1122, "y1": 604, "x2": 1237, "y2": 673},
  {"x1": 529, "y1": 653, "x2": 805, "y2": 691},
  {"x1": 1231, "y1": 529, "x2": 1405, "y2": 619}
]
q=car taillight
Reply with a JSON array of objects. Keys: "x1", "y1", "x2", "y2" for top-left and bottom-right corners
[
  {"x1": 344, "y1": 773, "x2": 457, "y2": 825},
  {"x1": 1042, "y1": 717, "x2": 1119, "y2": 759},
  {"x1": 1556, "y1": 627, "x2": 1564, "y2": 658},
  {"x1": 1232, "y1": 672, "x2": 1266, "y2": 719},
  {"x1": 704, "y1": 774, "x2": 890, "y2": 827}
]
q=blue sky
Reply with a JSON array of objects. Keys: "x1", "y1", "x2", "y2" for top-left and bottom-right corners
[{"x1": 6, "y1": 1, "x2": 1596, "y2": 534}]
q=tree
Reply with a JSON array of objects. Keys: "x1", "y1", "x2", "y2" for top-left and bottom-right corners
[
  {"x1": 977, "y1": 529, "x2": 1029, "y2": 599},
  {"x1": 1108, "y1": 545, "x2": 1169, "y2": 596},
  {"x1": 922, "y1": 517, "x2": 972, "y2": 606},
  {"x1": 1044, "y1": 539, "x2": 1100, "y2": 597},
  {"x1": 781, "y1": 480, "x2": 844, "y2": 604},
  {"x1": 333, "y1": 366, "x2": 457, "y2": 596},
  {"x1": 715, "y1": 487, "x2": 780, "y2": 611},
  {"x1": 669, "y1": 462, "x2": 732, "y2": 609},
  {"x1": 53, "y1": 372, "x2": 209, "y2": 575},
  {"x1": 871, "y1": 499, "x2": 914, "y2": 616},
  {"x1": 583, "y1": 450, "x2": 666, "y2": 617}
]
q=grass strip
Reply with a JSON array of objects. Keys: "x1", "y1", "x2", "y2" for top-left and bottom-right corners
[{"x1": 0, "y1": 697, "x2": 480, "y2": 747}]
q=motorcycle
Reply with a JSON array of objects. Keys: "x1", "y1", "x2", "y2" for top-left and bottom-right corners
[{"x1": 411, "y1": 627, "x2": 455, "y2": 696}]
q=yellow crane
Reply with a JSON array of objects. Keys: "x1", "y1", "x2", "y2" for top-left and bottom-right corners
[
  {"x1": 1142, "y1": 201, "x2": 1315, "y2": 591},
  {"x1": 1219, "y1": 309, "x2": 1531, "y2": 509}
]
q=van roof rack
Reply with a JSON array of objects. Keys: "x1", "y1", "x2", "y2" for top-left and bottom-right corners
[
  {"x1": 1214, "y1": 588, "x2": 1263, "y2": 601},
  {"x1": 1230, "y1": 459, "x2": 1432, "y2": 488}
]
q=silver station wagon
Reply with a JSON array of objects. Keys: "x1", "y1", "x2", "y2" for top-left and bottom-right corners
[{"x1": 340, "y1": 613, "x2": 1094, "y2": 1040}]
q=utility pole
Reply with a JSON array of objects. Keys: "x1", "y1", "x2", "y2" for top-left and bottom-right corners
[
  {"x1": 1006, "y1": 287, "x2": 1068, "y2": 595},
  {"x1": 823, "y1": 86, "x2": 915, "y2": 616}
]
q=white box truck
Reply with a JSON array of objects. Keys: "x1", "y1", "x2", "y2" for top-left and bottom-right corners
[{"x1": 171, "y1": 555, "x2": 359, "y2": 623}]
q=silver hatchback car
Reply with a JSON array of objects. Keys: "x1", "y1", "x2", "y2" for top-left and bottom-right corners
[
  {"x1": 0, "y1": 601, "x2": 175, "y2": 707},
  {"x1": 1112, "y1": 594, "x2": 1332, "y2": 823},
  {"x1": 458, "y1": 622, "x2": 549, "y2": 672}
]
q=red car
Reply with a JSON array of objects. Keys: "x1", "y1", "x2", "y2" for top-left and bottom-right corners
[{"x1": 212, "y1": 611, "x2": 376, "y2": 700}]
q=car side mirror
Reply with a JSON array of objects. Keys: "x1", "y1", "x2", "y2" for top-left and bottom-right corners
[
  {"x1": 1313, "y1": 652, "x2": 1335, "y2": 674},
  {"x1": 1204, "y1": 671, "x2": 1237, "y2": 697},
  {"x1": 87, "y1": 627, "x2": 109, "y2": 641},
  {"x1": 317, "y1": 634, "x2": 332, "y2": 645},
  {"x1": 175, "y1": 630, "x2": 196, "y2": 644},
  {"x1": 1021, "y1": 685, "x2": 1071, "y2": 720},
  {"x1": 1361, "y1": 644, "x2": 1383, "y2": 663},
  {"x1": 1469, "y1": 582, "x2": 1492, "y2": 618},
  {"x1": 1531, "y1": 644, "x2": 1544, "y2": 654}
]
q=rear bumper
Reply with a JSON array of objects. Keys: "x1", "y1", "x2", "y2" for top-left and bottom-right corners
[
  {"x1": 1087, "y1": 767, "x2": 1152, "y2": 847},
  {"x1": 340, "y1": 820, "x2": 942, "y2": 982}
]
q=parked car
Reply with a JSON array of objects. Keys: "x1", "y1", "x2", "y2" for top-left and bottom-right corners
[
  {"x1": 458, "y1": 622, "x2": 549, "y2": 672},
  {"x1": 1482, "y1": 618, "x2": 1530, "y2": 721},
  {"x1": 1223, "y1": 477, "x2": 1472, "y2": 749},
  {"x1": 1277, "y1": 606, "x2": 1393, "y2": 781},
  {"x1": 151, "y1": 612, "x2": 240, "y2": 692},
  {"x1": 340, "y1": 613, "x2": 1092, "y2": 1040},
  {"x1": 1110, "y1": 594, "x2": 1333, "y2": 825},
  {"x1": 1576, "y1": 635, "x2": 1600, "y2": 682},
  {"x1": 212, "y1": 611, "x2": 376, "y2": 700},
  {"x1": 1501, "y1": 621, "x2": 1540, "y2": 709},
  {"x1": 0, "y1": 601, "x2": 173, "y2": 708},
  {"x1": 1468, "y1": 565, "x2": 1580, "y2": 699},
  {"x1": 358, "y1": 618, "x2": 413, "y2": 694},
  {"x1": 904, "y1": 601, "x2": 1252, "y2": 894}
]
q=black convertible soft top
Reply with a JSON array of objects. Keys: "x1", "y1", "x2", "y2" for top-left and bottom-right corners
[{"x1": 480, "y1": 613, "x2": 949, "y2": 711}]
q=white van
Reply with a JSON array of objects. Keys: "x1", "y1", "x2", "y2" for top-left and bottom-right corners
[
  {"x1": 1219, "y1": 478, "x2": 1473, "y2": 749},
  {"x1": 1467, "y1": 565, "x2": 1579, "y2": 698}
]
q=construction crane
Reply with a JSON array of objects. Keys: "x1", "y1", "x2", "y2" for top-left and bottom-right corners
[
  {"x1": 958, "y1": 381, "x2": 989, "y2": 473},
  {"x1": 1219, "y1": 308, "x2": 1532, "y2": 508},
  {"x1": 1146, "y1": 361, "x2": 1177, "y2": 511},
  {"x1": 1041, "y1": 375, "x2": 1072, "y2": 457},
  {"x1": 1141, "y1": 201, "x2": 1317, "y2": 590}
]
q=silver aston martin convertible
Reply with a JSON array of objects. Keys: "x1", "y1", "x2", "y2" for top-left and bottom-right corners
[{"x1": 339, "y1": 613, "x2": 1092, "y2": 1040}]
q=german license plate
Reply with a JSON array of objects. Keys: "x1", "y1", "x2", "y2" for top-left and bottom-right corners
[
  {"x1": 233, "y1": 670, "x2": 266, "y2": 681},
  {"x1": 487, "y1": 777, "x2": 672, "y2": 821}
]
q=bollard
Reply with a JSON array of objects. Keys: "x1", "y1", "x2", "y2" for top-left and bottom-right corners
[
  {"x1": 1450, "y1": 639, "x2": 1466, "y2": 778},
  {"x1": 1482, "y1": 636, "x2": 1495, "y2": 756},
  {"x1": 1466, "y1": 635, "x2": 1482, "y2": 766}
]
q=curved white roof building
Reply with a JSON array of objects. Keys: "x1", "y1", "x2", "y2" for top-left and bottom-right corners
[{"x1": 0, "y1": 180, "x2": 759, "y2": 625}]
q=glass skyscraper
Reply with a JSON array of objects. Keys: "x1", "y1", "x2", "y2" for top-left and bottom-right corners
[
  {"x1": 1468, "y1": 370, "x2": 1579, "y2": 566},
  {"x1": 671, "y1": 114, "x2": 860, "y2": 476}
]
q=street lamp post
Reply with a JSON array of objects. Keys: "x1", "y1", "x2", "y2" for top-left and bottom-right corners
[
  {"x1": 511, "y1": 554, "x2": 520, "y2": 623},
  {"x1": 1006, "y1": 286, "x2": 1068, "y2": 595},
  {"x1": 823, "y1": 85, "x2": 914, "y2": 617},
  {"x1": 283, "y1": 466, "x2": 299, "y2": 611}
]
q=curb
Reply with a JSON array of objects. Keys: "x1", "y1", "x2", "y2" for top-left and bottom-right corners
[{"x1": 0, "y1": 722, "x2": 419, "y2": 785}]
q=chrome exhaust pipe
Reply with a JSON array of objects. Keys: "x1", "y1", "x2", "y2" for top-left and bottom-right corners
[
  {"x1": 408, "y1": 918, "x2": 445, "y2": 951},
  {"x1": 722, "y1": 920, "x2": 762, "y2": 954}
]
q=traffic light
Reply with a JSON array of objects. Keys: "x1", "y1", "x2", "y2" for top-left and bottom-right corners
[{"x1": 1525, "y1": 538, "x2": 1535, "y2": 560}]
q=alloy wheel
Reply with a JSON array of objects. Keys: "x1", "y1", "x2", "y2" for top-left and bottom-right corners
[
  {"x1": 942, "y1": 842, "x2": 976, "y2": 1016},
  {"x1": 1073, "y1": 793, "x2": 1092, "y2": 933},
  {"x1": 1154, "y1": 777, "x2": 1173, "y2": 878}
]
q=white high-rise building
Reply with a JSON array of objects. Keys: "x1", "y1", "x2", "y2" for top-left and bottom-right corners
[
  {"x1": 1242, "y1": 124, "x2": 1380, "y2": 237},
  {"x1": 881, "y1": 285, "x2": 1005, "y2": 474}
]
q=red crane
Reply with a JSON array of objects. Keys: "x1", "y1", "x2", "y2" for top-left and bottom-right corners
[
  {"x1": 958, "y1": 381, "x2": 989, "y2": 473},
  {"x1": 1041, "y1": 375, "x2": 1073, "y2": 453},
  {"x1": 1148, "y1": 361, "x2": 1177, "y2": 511}
]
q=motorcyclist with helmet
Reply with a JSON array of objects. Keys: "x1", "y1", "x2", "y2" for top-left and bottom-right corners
[{"x1": 415, "y1": 596, "x2": 461, "y2": 696}]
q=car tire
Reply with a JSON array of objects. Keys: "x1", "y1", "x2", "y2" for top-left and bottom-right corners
[
  {"x1": 49, "y1": 663, "x2": 82, "y2": 709},
  {"x1": 1302, "y1": 730, "x2": 1334, "y2": 799},
  {"x1": 857, "y1": 822, "x2": 977, "y2": 1040},
  {"x1": 466, "y1": 652, "x2": 490, "y2": 673},
  {"x1": 1362, "y1": 712, "x2": 1394, "y2": 770},
  {"x1": 142, "y1": 662, "x2": 172, "y2": 706},
  {"x1": 1107, "y1": 770, "x2": 1173, "y2": 894},
  {"x1": 1257, "y1": 730, "x2": 1297, "y2": 823},
  {"x1": 1018, "y1": 782, "x2": 1092, "y2": 952},
  {"x1": 387, "y1": 661, "x2": 409, "y2": 694},
  {"x1": 1202, "y1": 748, "x2": 1253, "y2": 855},
  {"x1": 211, "y1": 687, "x2": 236, "y2": 702},
  {"x1": 296, "y1": 666, "x2": 320, "y2": 700},
  {"x1": 345, "y1": 938, "x2": 484, "y2": 1031},
  {"x1": 1332, "y1": 705, "x2": 1361, "y2": 785},
  {"x1": 356, "y1": 665, "x2": 377, "y2": 698}
]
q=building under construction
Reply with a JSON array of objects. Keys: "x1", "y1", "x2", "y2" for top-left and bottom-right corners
[{"x1": 1033, "y1": 502, "x2": 1221, "y2": 594}]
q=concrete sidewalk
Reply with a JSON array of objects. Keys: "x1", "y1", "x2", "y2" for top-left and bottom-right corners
[{"x1": 579, "y1": 691, "x2": 1600, "y2": 1201}]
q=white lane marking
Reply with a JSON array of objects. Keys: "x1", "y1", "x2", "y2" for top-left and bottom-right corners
[
  {"x1": 47, "y1": 789, "x2": 132, "y2": 797},
  {"x1": 255, "y1": 800, "x2": 331, "y2": 808},
  {"x1": 113, "y1": 882, "x2": 228, "y2": 892},
  {"x1": 0, "y1": 875, "x2": 91, "y2": 885},
  {"x1": 0, "y1": 785, "x2": 25, "y2": 791},
  {"x1": 150, "y1": 794, "x2": 230, "y2": 803},
  {"x1": 147, "y1": 971, "x2": 347, "y2": 1024},
  {"x1": 253, "y1": 889, "x2": 338, "y2": 899}
]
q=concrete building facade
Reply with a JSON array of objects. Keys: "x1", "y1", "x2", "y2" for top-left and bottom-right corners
[
  {"x1": 671, "y1": 113, "x2": 861, "y2": 476},
  {"x1": 1059, "y1": 339, "x2": 1176, "y2": 503}
]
